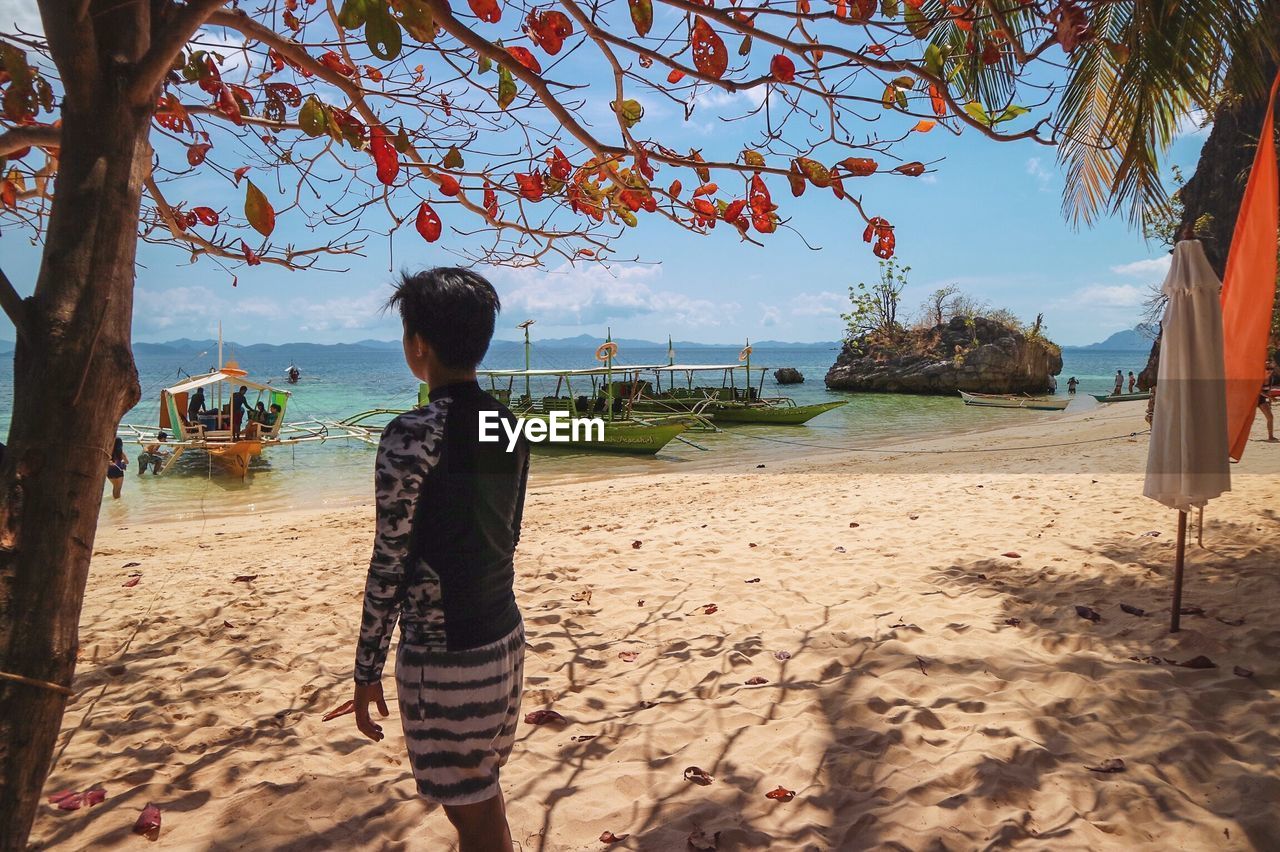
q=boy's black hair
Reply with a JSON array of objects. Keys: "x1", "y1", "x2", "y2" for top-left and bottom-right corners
[{"x1": 387, "y1": 267, "x2": 501, "y2": 369}]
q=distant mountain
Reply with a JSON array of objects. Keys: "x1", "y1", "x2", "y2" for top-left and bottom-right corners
[
  {"x1": 0, "y1": 339, "x2": 13, "y2": 356},
  {"x1": 491, "y1": 333, "x2": 839, "y2": 349},
  {"x1": 1063, "y1": 326, "x2": 1155, "y2": 351},
  {"x1": 124, "y1": 335, "x2": 842, "y2": 356}
]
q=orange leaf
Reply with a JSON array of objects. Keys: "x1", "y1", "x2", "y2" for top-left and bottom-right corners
[
  {"x1": 912, "y1": 120, "x2": 936, "y2": 133},
  {"x1": 468, "y1": 0, "x2": 502, "y2": 23},
  {"x1": 506, "y1": 46, "x2": 542, "y2": 73},
  {"x1": 770, "y1": 54, "x2": 795, "y2": 83},
  {"x1": 244, "y1": 180, "x2": 275, "y2": 237},
  {"x1": 691, "y1": 18, "x2": 727, "y2": 80},
  {"x1": 667, "y1": 68, "x2": 686, "y2": 84}
]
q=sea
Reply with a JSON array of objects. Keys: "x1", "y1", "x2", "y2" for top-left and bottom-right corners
[{"x1": 0, "y1": 344, "x2": 1145, "y2": 525}]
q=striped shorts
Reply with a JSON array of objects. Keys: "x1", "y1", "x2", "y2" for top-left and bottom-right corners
[{"x1": 394, "y1": 622, "x2": 525, "y2": 805}]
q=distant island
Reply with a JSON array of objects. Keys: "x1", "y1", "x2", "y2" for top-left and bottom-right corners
[{"x1": 1062, "y1": 325, "x2": 1156, "y2": 351}]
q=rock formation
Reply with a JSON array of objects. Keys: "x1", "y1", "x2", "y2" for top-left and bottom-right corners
[
  {"x1": 825, "y1": 316, "x2": 1062, "y2": 394},
  {"x1": 773, "y1": 367, "x2": 804, "y2": 384}
]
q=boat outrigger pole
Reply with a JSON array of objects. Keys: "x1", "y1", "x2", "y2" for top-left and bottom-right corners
[{"x1": 518, "y1": 319, "x2": 535, "y2": 404}]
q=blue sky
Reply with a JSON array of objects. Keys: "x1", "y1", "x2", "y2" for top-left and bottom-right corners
[{"x1": 0, "y1": 7, "x2": 1205, "y2": 347}]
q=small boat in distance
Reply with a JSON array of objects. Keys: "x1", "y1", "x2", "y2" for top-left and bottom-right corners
[
  {"x1": 286, "y1": 364, "x2": 301, "y2": 384},
  {"x1": 1091, "y1": 391, "x2": 1151, "y2": 403},
  {"x1": 118, "y1": 336, "x2": 373, "y2": 477},
  {"x1": 959, "y1": 391, "x2": 1071, "y2": 411}
]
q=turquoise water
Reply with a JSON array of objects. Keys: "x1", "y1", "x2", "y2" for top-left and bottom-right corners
[{"x1": 0, "y1": 344, "x2": 1147, "y2": 524}]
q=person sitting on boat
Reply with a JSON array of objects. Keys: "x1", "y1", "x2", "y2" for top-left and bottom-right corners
[
  {"x1": 1113, "y1": 370, "x2": 1124, "y2": 396},
  {"x1": 350, "y1": 267, "x2": 529, "y2": 852},
  {"x1": 231, "y1": 386, "x2": 249, "y2": 441},
  {"x1": 1127, "y1": 371, "x2": 1137, "y2": 393},
  {"x1": 1066, "y1": 377, "x2": 1078, "y2": 394},
  {"x1": 187, "y1": 387, "x2": 207, "y2": 424},
  {"x1": 137, "y1": 431, "x2": 171, "y2": 475}
]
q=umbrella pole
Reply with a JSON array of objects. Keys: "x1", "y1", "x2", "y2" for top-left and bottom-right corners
[{"x1": 1171, "y1": 510, "x2": 1188, "y2": 633}]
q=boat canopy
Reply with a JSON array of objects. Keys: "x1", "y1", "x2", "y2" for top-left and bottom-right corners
[
  {"x1": 167, "y1": 371, "x2": 285, "y2": 396},
  {"x1": 478, "y1": 365, "x2": 667, "y2": 378},
  {"x1": 647, "y1": 364, "x2": 759, "y2": 372}
]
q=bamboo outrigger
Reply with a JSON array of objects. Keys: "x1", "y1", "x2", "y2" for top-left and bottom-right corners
[{"x1": 959, "y1": 391, "x2": 1071, "y2": 411}]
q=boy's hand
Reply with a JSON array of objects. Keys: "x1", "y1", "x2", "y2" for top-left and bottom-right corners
[{"x1": 354, "y1": 681, "x2": 389, "y2": 742}]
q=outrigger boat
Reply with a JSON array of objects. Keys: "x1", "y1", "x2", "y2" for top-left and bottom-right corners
[
  {"x1": 1090, "y1": 391, "x2": 1151, "y2": 403},
  {"x1": 118, "y1": 338, "x2": 374, "y2": 478},
  {"x1": 623, "y1": 341, "x2": 847, "y2": 425},
  {"x1": 341, "y1": 325, "x2": 707, "y2": 456},
  {"x1": 959, "y1": 391, "x2": 1071, "y2": 411}
]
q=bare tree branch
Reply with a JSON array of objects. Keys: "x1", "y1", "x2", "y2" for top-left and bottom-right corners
[
  {"x1": 0, "y1": 266, "x2": 29, "y2": 340},
  {"x1": 130, "y1": 0, "x2": 231, "y2": 105},
  {"x1": 0, "y1": 125, "x2": 60, "y2": 158}
]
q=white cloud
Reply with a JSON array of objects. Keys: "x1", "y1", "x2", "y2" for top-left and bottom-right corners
[
  {"x1": 133, "y1": 285, "x2": 281, "y2": 338},
  {"x1": 1110, "y1": 256, "x2": 1171, "y2": 278},
  {"x1": 492, "y1": 263, "x2": 734, "y2": 328},
  {"x1": 788, "y1": 290, "x2": 846, "y2": 317},
  {"x1": 292, "y1": 288, "x2": 393, "y2": 333},
  {"x1": 759, "y1": 305, "x2": 781, "y2": 327},
  {"x1": 1068, "y1": 283, "x2": 1147, "y2": 308},
  {"x1": 1175, "y1": 108, "x2": 1211, "y2": 138},
  {"x1": 0, "y1": 0, "x2": 44, "y2": 34},
  {"x1": 1026, "y1": 157, "x2": 1053, "y2": 191}
]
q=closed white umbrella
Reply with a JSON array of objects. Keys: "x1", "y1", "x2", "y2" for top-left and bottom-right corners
[{"x1": 1142, "y1": 239, "x2": 1231, "y2": 631}]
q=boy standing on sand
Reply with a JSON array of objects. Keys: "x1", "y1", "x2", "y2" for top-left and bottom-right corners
[{"x1": 351, "y1": 268, "x2": 529, "y2": 852}]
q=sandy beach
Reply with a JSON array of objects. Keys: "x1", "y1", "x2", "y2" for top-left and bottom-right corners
[{"x1": 29, "y1": 403, "x2": 1280, "y2": 850}]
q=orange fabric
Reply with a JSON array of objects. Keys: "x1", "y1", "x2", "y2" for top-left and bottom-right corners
[{"x1": 1221, "y1": 71, "x2": 1280, "y2": 461}]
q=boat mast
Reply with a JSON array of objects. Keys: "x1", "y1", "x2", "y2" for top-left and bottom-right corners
[
  {"x1": 605, "y1": 328, "x2": 614, "y2": 422},
  {"x1": 518, "y1": 319, "x2": 535, "y2": 404}
]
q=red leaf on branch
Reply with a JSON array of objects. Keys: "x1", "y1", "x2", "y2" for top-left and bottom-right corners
[
  {"x1": 894, "y1": 161, "x2": 926, "y2": 176},
  {"x1": 722, "y1": 198, "x2": 746, "y2": 223},
  {"x1": 769, "y1": 54, "x2": 796, "y2": 83},
  {"x1": 692, "y1": 182, "x2": 718, "y2": 197},
  {"x1": 949, "y1": 4, "x2": 974, "y2": 30},
  {"x1": 233, "y1": 166, "x2": 251, "y2": 185},
  {"x1": 668, "y1": 179, "x2": 683, "y2": 197},
  {"x1": 849, "y1": 0, "x2": 876, "y2": 22},
  {"x1": 215, "y1": 85, "x2": 243, "y2": 126},
  {"x1": 0, "y1": 181, "x2": 13, "y2": 211},
  {"x1": 187, "y1": 142, "x2": 212, "y2": 167},
  {"x1": 468, "y1": 0, "x2": 503, "y2": 23},
  {"x1": 319, "y1": 51, "x2": 356, "y2": 77},
  {"x1": 527, "y1": 10, "x2": 573, "y2": 55},
  {"x1": 841, "y1": 157, "x2": 878, "y2": 176},
  {"x1": 483, "y1": 183, "x2": 499, "y2": 219},
  {"x1": 549, "y1": 147, "x2": 572, "y2": 181},
  {"x1": 667, "y1": 68, "x2": 686, "y2": 84},
  {"x1": 516, "y1": 172, "x2": 544, "y2": 202},
  {"x1": 748, "y1": 174, "x2": 774, "y2": 215},
  {"x1": 691, "y1": 18, "x2": 728, "y2": 80},
  {"x1": 506, "y1": 46, "x2": 542, "y2": 73},
  {"x1": 192, "y1": 206, "x2": 219, "y2": 226},
  {"x1": 267, "y1": 49, "x2": 286, "y2": 72},
  {"x1": 240, "y1": 240, "x2": 261, "y2": 265},
  {"x1": 370, "y1": 126, "x2": 399, "y2": 186},
  {"x1": 416, "y1": 201, "x2": 442, "y2": 242},
  {"x1": 867, "y1": 43, "x2": 887, "y2": 56},
  {"x1": 265, "y1": 82, "x2": 302, "y2": 107},
  {"x1": 929, "y1": 83, "x2": 947, "y2": 116},
  {"x1": 437, "y1": 174, "x2": 461, "y2": 197}
]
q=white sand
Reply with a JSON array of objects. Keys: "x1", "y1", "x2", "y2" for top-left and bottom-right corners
[{"x1": 30, "y1": 404, "x2": 1280, "y2": 850}]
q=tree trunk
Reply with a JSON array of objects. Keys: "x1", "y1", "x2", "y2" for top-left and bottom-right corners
[
  {"x1": 0, "y1": 17, "x2": 151, "y2": 846},
  {"x1": 1140, "y1": 30, "x2": 1280, "y2": 390}
]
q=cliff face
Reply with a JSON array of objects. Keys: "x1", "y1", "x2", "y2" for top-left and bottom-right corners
[{"x1": 825, "y1": 316, "x2": 1063, "y2": 394}]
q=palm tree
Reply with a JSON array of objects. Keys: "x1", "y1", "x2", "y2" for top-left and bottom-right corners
[{"x1": 929, "y1": 0, "x2": 1275, "y2": 239}]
